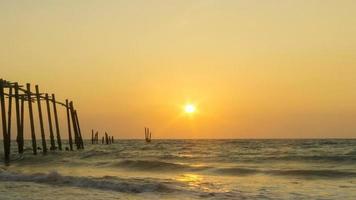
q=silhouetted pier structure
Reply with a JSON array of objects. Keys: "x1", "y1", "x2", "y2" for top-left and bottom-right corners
[
  {"x1": 91, "y1": 129, "x2": 114, "y2": 145},
  {"x1": 0, "y1": 79, "x2": 84, "y2": 163},
  {"x1": 144, "y1": 127, "x2": 152, "y2": 143}
]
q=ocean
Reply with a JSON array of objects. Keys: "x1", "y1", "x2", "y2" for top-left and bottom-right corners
[{"x1": 1, "y1": 139, "x2": 356, "y2": 199}]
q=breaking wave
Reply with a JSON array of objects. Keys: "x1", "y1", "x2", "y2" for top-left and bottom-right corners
[
  {"x1": 111, "y1": 159, "x2": 210, "y2": 172},
  {"x1": 214, "y1": 167, "x2": 356, "y2": 178},
  {"x1": 0, "y1": 170, "x2": 176, "y2": 193}
]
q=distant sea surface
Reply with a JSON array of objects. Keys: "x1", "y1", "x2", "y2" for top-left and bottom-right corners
[{"x1": 1, "y1": 139, "x2": 356, "y2": 199}]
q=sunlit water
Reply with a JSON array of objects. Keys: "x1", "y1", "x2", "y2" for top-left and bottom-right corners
[{"x1": 1, "y1": 139, "x2": 356, "y2": 199}]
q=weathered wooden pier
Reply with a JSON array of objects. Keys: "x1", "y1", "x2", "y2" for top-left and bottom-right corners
[
  {"x1": 91, "y1": 129, "x2": 114, "y2": 145},
  {"x1": 0, "y1": 79, "x2": 84, "y2": 163}
]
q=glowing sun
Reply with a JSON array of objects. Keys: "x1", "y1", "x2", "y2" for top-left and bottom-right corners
[{"x1": 184, "y1": 104, "x2": 196, "y2": 114}]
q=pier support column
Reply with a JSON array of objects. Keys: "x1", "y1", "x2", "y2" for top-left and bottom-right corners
[
  {"x1": 52, "y1": 94, "x2": 62, "y2": 150},
  {"x1": 26, "y1": 83, "x2": 37, "y2": 155},
  {"x1": 36, "y1": 85, "x2": 47, "y2": 153},
  {"x1": 19, "y1": 96, "x2": 25, "y2": 153},
  {"x1": 0, "y1": 80, "x2": 10, "y2": 162},
  {"x1": 69, "y1": 101, "x2": 80, "y2": 149},
  {"x1": 7, "y1": 87, "x2": 13, "y2": 156},
  {"x1": 14, "y1": 83, "x2": 24, "y2": 154},
  {"x1": 45, "y1": 94, "x2": 55, "y2": 150},
  {"x1": 66, "y1": 100, "x2": 73, "y2": 151},
  {"x1": 74, "y1": 110, "x2": 84, "y2": 149}
]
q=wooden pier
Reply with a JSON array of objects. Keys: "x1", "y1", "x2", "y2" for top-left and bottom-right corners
[
  {"x1": 0, "y1": 79, "x2": 84, "y2": 163},
  {"x1": 91, "y1": 129, "x2": 114, "y2": 145}
]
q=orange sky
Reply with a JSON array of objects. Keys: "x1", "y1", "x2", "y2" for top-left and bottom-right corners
[{"x1": 1, "y1": 1, "x2": 356, "y2": 139}]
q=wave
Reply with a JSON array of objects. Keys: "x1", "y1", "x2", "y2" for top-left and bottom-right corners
[
  {"x1": 267, "y1": 169, "x2": 356, "y2": 178},
  {"x1": 111, "y1": 160, "x2": 210, "y2": 172},
  {"x1": 214, "y1": 167, "x2": 259, "y2": 176},
  {"x1": 233, "y1": 155, "x2": 356, "y2": 164},
  {"x1": 0, "y1": 170, "x2": 175, "y2": 193},
  {"x1": 214, "y1": 167, "x2": 356, "y2": 178}
]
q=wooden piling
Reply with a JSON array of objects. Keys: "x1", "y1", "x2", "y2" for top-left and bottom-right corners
[
  {"x1": 15, "y1": 83, "x2": 24, "y2": 154},
  {"x1": 18, "y1": 95, "x2": 25, "y2": 154},
  {"x1": 45, "y1": 94, "x2": 55, "y2": 150},
  {"x1": 36, "y1": 85, "x2": 47, "y2": 153},
  {"x1": 7, "y1": 87, "x2": 13, "y2": 155},
  {"x1": 94, "y1": 131, "x2": 97, "y2": 144},
  {"x1": 74, "y1": 110, "x2": 84, "y2": 149},
  {"x1": 69, "y1": 101, "x2": 80, "y2": 149},
  {"x1": 66, "y1": 100, "x2": 73, "y2": 151},
  {"x1": 105, "y1": 132, "x2": 108, "y2": 144},
  {"x1": 52, "y1": 94, "x2": 62, "y2": 150},
  {"x1": 112, "y1": 136, "x2": 114, "y2": 143},
  {"x1": 26, "y1": 83, "x2": 37, "y2": 155},
  {"x1": 0, "y1": 80, "x2": 10, "y2": 162},
  {"x1": 91, "y1": 129, "x2": 94, "y2": 144}
]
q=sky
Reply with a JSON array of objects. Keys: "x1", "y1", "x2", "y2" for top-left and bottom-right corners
[{"x1": 1, "y1": 0, "x2": 356, "y2": 139}]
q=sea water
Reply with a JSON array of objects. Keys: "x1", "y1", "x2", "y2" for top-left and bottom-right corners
[{"x1": 1, "y1": 139, "x2": 356, "y2": 199}]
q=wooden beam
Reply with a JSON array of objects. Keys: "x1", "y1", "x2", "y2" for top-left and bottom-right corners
[
  {"x1": 52, "y1": 94, "x2": 62, "y2": 150},
  {"x1": 45, "y1": 94, "x2": 56, "y2": 150},
  {"x1": 36, "y1": 85, "x2": 47, "y2": 153},
  {"x1": 26, "y1": 83, "x2": 37, "y2": 155},
  {"x1": 66, "y1": 99, "x2": 73, "y2": 151}
]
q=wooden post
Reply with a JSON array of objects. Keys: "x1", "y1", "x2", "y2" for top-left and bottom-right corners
[
  {"x1": 105, "y1": 132, "x2": 108, "y2": 144},
  {"x1": 7, "y1": 87, "x2": 13, "y2": 155},
  {"x1": 112, "y1": 136, "x2": 114, "y2": 143},
  {"x1": 91, "y1": 129, "x2": 94, "y2": 144},
  {"x1": 26, "y1": 83, "x2": 37, "y2": 155},
  {"x1": 69, "y1": 101, "x2": 80, "y2": 149},
  {"x1": 45, "y1": 94, "x2": 55, "y2": 150},
  {"x1": 52, "y1": 94, "x2": 62, "y2": 150},
  {"x1": 66, "y1": 100, "x2": 73, "y2": 151},
  {"x1": 14, "y1": 83, "x2": 24, "y2": 154},
  {"x1": 0, "y1": 80, "x2": 10, "y2": 162},
  {"x1": 19, "y1": 95, "x2": 25, "y2": 153},
  {"x1": 74, "y1": 110, "x2": 84, "y2": 149},
  {"x1": 102, "y1": 136, "x2": 104, "y2": 144},
  {"x1": 35, "y1": 85, "x2": 47, "y2": 153}
]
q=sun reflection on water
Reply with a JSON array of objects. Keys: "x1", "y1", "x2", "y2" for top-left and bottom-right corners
[{"x1": 176, "y1": 174, "x2": 203, "y2": 188}]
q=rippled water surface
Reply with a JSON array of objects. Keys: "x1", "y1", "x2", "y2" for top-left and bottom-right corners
[{"x1": 1, "y1": 139, "x2": 356, "y2": 199}]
